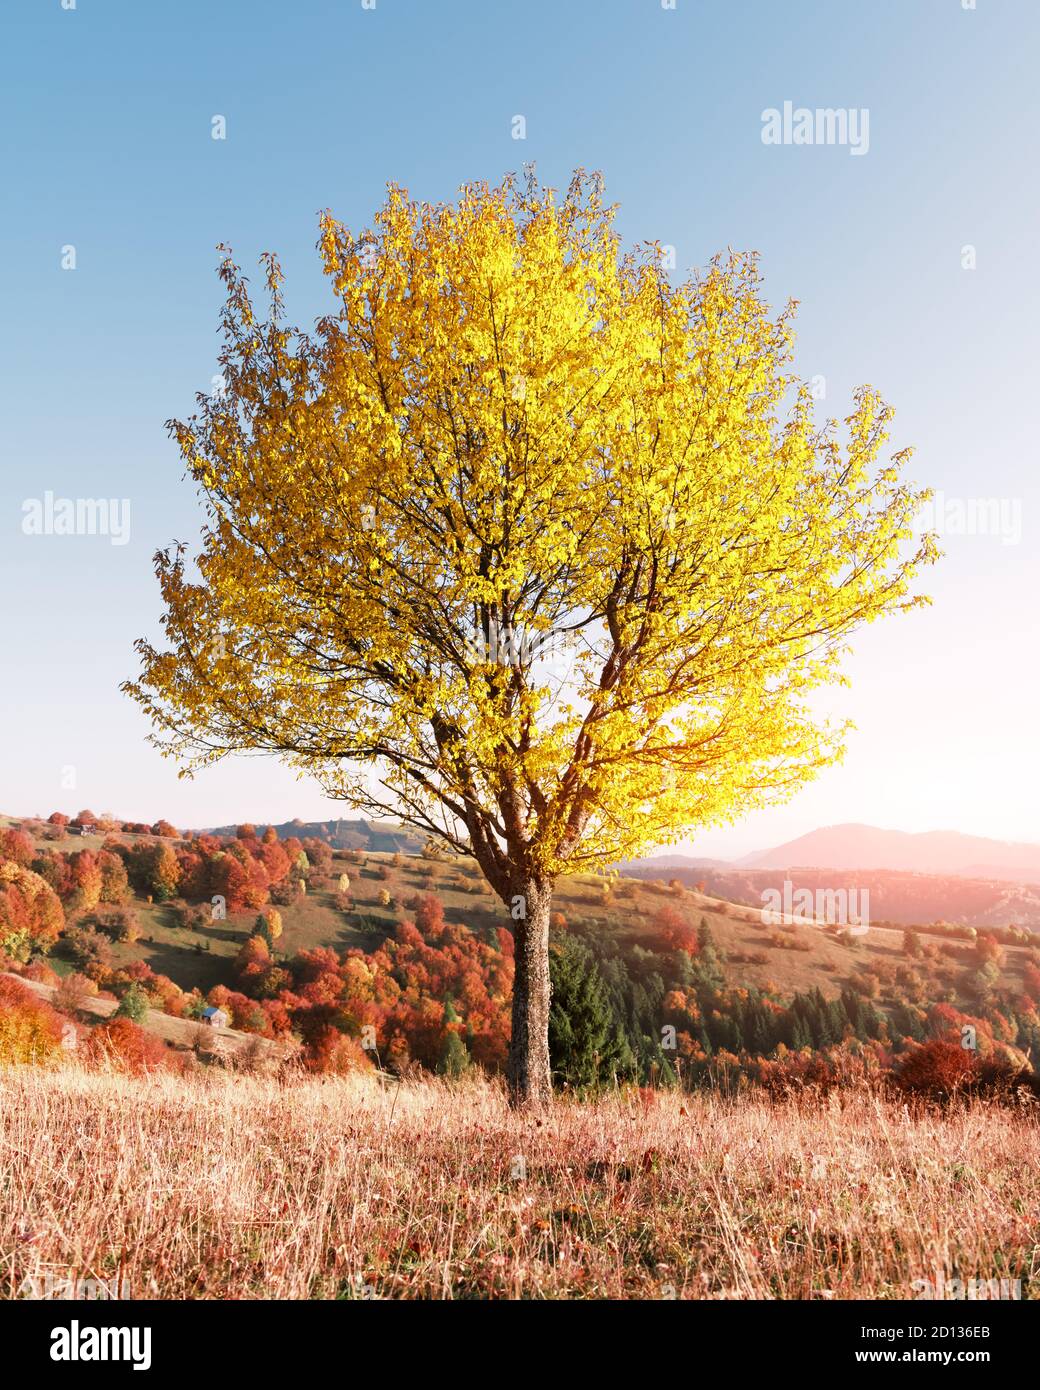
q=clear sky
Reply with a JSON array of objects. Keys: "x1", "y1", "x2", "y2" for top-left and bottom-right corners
[{"x1": 2, "y1": 0, "x2": 1037, "y2": 855}]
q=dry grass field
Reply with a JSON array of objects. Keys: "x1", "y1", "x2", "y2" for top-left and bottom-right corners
[{"x1": 3, "y1": 1063, "x2": 1036, "y2": 1301}]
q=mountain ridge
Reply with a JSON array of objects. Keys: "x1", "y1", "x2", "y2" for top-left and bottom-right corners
[{"x1": 634, "y1": 823, "x2": 1040, "y2": 883}]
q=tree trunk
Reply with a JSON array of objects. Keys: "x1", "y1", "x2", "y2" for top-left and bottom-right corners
[{"x1": 507, "y1": 878, "x2": 553, "y2": 1109}]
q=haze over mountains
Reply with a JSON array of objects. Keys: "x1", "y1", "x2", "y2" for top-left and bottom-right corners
[
  {"x1": 736, "y1": 824, "x2": 1040, "y2": 882},
  {"x1": 623, "y1": 824, "x2": 1040, "y2": 930},
  {"x1": 644, "y1": 824, "x2": 1040, "y2": 884}
]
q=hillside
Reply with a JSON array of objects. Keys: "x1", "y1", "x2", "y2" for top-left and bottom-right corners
[
  {"x1": 1, "y1": 969, "x2": 287, "y2": 1068},
  {"x1": 5, "y1": 810, "x2": 1040, "y2": 1094},
  {"x1": 91, "y1": 861, "x2": 1039, "y2": 1012},
  {"x1": 625, "y1": 861, "x2": 1040, "y2": 930},
  {"x1": 10, "y1": 827, "x2": 1033, "y2": 1011}
]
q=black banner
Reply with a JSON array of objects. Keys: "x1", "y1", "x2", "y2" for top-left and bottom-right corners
[{"x1": 1, "y1": 1297, "x2": 1028, "y2": 1376}]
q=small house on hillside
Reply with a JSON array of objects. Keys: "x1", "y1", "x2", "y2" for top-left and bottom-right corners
[{"x1": 201, "y1": 1006, "x2": 229, "y2": 1029}]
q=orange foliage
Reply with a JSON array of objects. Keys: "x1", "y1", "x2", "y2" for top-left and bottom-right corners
[
  {"x1": 84, "y1": 1017, "x2": 169, "y2": 1072},
  {"x1": 0, "y1": 976, "x2": 66, "y2": 1064},
  {"x1": 896, "y1": 1038, "x2": 977, "y2": 1100},
  {"x1": 0, "y1": 861, "x2": 65, "y2": 959},
  {"x1": 277, "y1": 894, "x2": 513, "y2": 1074},
  {"x1": 652, "y1": 905, "x2": 698, "y2": 953}
]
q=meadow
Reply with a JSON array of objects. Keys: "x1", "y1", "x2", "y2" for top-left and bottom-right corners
[{"x1": 2, "y1": 1062, "x2": 1035, "y2": 1301}]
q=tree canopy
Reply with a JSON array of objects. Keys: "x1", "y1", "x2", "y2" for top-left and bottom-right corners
[{"x1": 126, "y1": 171, "x2": 936, "y2": 898}]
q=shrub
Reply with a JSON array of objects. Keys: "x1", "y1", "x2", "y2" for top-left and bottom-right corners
[
  {"x1": 0, "y1": 829, "x2": 35, "y2": 867},
  {"x1": 0, "y1": 977, "x2": 66, "y2": 1064},
  {"x1": 54, "y1": 971, "x2": 98, "y2": 1014},
  {"x1": 256, "y1": 908, "x2": 283, "y2": 943},
  {"x1": 59, "y1": 927, "x2": 114, "y2": 983},
  {"x1": 84, "y1": 1017, "x2": 168, "y2": 1072},
  {"x1": 652, "y1": 906, "x2": 697, "y2": 953},
  {"x1": 896, "y1": 1039, "x2": 977, "y2": 1101},
  {"x1": 91, "y1": 906, "x2": 141, "y2": 943},
  {"x1": 972, "y1": 1057, "x2": 1040, "y2": 1102},
  {"x1": 411, "y1": 894, "x2": 445, "y2": 934},
  {"x1": 233, "y1": 1035, "x2": 269, "y2": 1075},
  {"x1": 728, "y1": 950, "x2": 770, "y2": 966},
  {"x1": 270, "y1": 876, "x2": 303, "y2": 906},
  {"x1": 115, "y1": 984, "x2": 149, "y2": 1023},
  {"x1": 768, "y1": 931, "x2": 812, "y2": 953}
]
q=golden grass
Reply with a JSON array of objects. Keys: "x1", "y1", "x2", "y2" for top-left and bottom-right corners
[{"x1": 2, "y1": 1063, "x2": 1037, "y2": 1300}]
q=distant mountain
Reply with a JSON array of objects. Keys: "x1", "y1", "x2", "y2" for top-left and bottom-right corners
[
  {"x1": 620, "y1": 854, "x2": 731, "y2": 872},
  {"x1": 621, "y1": 824, "x2": 1040, "y2": 926},
  {"x1": 735, "y1": 824, "x2": 1040, "y2": 883},
  {"x1": 201, "y1": 817, "x2": 422, "y2": 855}
]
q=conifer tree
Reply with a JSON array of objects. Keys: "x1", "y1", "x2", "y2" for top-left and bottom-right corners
[
  {"x1": 437, "y1": 1029, "x2": 469, "y2": 1078},
  {"x1": 549, "y1": 936, "x2": 632, "y2": 1089}
]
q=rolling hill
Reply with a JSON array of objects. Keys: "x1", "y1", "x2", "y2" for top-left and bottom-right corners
[
  {"x1": 24, "y1": 843, "x2": 1040, "y2": 1025},
  {"x1": 621, "y1": 862, "x2": 1040, "y2": 931},
  {"x1": 5, "y1": 809, "x2": 1040, "y2": 1084},
  {"x1": 199, "y1": 817, "x2": 422, "y2": 855}
]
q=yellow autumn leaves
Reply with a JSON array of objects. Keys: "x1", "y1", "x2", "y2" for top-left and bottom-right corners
[{"x1": 126, "y1": 171, "x2": 935, "y2": 885}]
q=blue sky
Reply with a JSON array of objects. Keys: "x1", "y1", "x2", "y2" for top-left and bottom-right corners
[{"x1": 2, "y1": 0, "x2": 1037, "y2": 854}]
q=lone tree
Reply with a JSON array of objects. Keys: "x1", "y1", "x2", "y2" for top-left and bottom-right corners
[{"x1": 125, "y1": 171, "x2": 936, "y2": 1107}]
